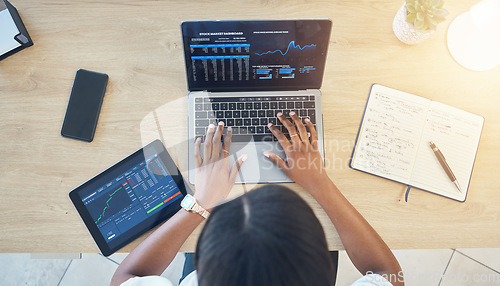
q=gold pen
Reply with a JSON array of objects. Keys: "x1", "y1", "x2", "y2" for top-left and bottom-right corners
[{"x1": 429, "y1": 141, "x2": 462, "y2": 193}]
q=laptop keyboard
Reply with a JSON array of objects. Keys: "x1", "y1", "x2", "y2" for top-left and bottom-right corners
[{"x1": 194, "y1": 95, "x2": 317, "y2": 142}]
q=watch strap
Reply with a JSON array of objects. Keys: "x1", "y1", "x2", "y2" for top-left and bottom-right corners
[
  {"x1": 191, "y1": 203, "x2": 210, "y2": 219},
  {"x1": 182, "y1": 195, "x2": 210, "y2": 219}
]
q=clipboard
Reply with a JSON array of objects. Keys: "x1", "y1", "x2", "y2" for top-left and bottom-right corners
[{"x1": 0, "y1": 0, "x2": 33, "y2": 61}]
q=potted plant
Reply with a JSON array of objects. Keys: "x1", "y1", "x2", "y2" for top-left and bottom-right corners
[{"x1": 393, "y1": 0, "x2": 449, "y2": 44}]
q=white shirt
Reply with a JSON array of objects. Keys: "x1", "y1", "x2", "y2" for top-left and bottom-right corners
[{"x1": 121, "y1": 272, "x2": 393, "y2": 286}]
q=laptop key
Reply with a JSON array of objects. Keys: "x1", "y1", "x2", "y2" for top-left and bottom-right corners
[
  {"x1": 235, "y1": 119, "x2": 243, "y2": 126},
  {"x1": 195, "y1": 111, "x2": 207, "y2": 119},
  {"x1": 244, "y1": 118, "x2": 251, "y2": 126},
  {"x1": 229, "y1": 103, "x2": 236, "y2": 110},
  {"x1": 257, "y1": 126, "x2": 264, "y2": 133},
  {"x1": 233, "y1": 110, "x2": 241, "y2": 118},
  {"x1": 308, "y1": 110, "x2": 316, "y2": 123},
  {"x1": 241, "y1": 110, "x2": 249, "y2": 117},
  {"x1": 250, "y1": 110, "x2": 257, "y2": 117},
  {"x1": 270, "y1": 102, "x2": 278, "y2": 109},
  {"x1": 227, "y1": 119, "x2": 234, "y2": 126},
  {"x1": 299, "y1": 109, "x2": 307, "y2": 116},
  {"x1": 232, "y1": 134, "x2": 273, "y2": 142},
  {"x1": 262, "y1": 102, "x2": 269, "y2": 109},
  {"x1": 266, "y1": 110, "x2": 274, "y2": 117},
  {"x1": 260, "y1": 118, "x2": 268, "y2": 125},
  {"x1": 195, "y1": 104, "x2": 203, "y2": 111},
  {"x1": 204, "y1": 103, "x2": 211, "y2": 110},
  {"x1": 258, "y1": 110, "x2": 266, "y2": 117},
  {"x1": 196, "y1": 119, "x2": 208, "y2": 127},
  {"x1": 221, "y1": 103, "x2": 228, "y2": 110},
  {"x1": 212, "y1": 103, "x2": 220, "y2": 110},
  {"x1": 225, "y1": 111, "x2": 232, "y2": 118},
  {"x1": 216, "y1": 111, "x2": 224, "y2": 118},
  {"x1": 245, "y1": 103, "x2": 253, "y2": 109},
  {"x1": 237, "y1": 102, "x2": 244, "y2": 110},
  {"x1": 240, "y1": 127, "x2": 248, "y2": 134},
  {"x1": 195, "y1": 98, "x2": 202, "y2": 103},
  {"x1": 304, "y1": 102, "x2": 315, "y2": 108},
  {"x1": 232, "y1": 127, "x2": 239, "y2": 134},
  {"x1": 248, "y1": 126, "x2": 256, "y2": 133},
  {"x1": 252, "y1": 118, "x2": 259, "y2": 125},
  {"x1": 195, "y1": 128, "x2": 205, "y2": 135},
  {"x1": 278, "y1": 102, "x2": 286, "y2": 109},
  {"x1": 231, "y1": 135, "x2": 252, "y2": 142}
]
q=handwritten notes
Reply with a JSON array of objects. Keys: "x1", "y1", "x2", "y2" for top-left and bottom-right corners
[
  {"x1": 351, "y1": 85, "x2": 484, "y2": 201},
  {"x1": 352, "y1": 87, "x2": 429, "y2": 182}
]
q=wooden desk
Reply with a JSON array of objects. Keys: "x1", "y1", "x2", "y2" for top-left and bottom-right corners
[{"x1": 1, "y1": 0, "x2": 499, "y2": 253}]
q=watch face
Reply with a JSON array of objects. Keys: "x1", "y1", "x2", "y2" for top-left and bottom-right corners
[{"x1": 181, "y1": 195, "x2": 195, "y2": 209}]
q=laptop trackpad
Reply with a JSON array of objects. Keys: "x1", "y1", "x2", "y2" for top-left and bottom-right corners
[{"x1": 229, "y1": 142, "x2": 291, "y2": 184}]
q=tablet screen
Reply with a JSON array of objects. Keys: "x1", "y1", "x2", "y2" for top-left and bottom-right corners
[{"x1": 70, "y1": 140, "x2": 188, "y2": 256}]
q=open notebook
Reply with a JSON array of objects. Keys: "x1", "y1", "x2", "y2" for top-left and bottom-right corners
[{"x1": 350, "y1": 84, "x2": 484, "y2": 202}]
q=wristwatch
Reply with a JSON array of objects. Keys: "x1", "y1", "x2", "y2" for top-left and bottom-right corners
[{"x1": 181, "y1": 194, "x2": 210, "y2": 219}]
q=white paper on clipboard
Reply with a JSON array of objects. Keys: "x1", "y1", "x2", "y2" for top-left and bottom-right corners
[{"x1": 0, "y1": 6, "x2": 21, "y2": 56}]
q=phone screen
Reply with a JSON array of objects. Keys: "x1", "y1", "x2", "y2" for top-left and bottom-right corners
[{"x1": 61, "y1": 69, "x2": 108, "y2": 142}]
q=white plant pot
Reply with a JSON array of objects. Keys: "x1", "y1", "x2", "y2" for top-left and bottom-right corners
[{"x1": 393, "y1": 4, "x2": 435, "y2": 44}]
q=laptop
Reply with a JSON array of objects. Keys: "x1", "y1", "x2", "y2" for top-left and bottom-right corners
[{"x1": 181, "y1": 19, "x2": 332, "y2": 184}]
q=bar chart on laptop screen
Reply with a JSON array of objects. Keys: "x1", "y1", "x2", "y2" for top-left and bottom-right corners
[{"x1": 190, "y1": 43, "x2": 251, "y2": 82}]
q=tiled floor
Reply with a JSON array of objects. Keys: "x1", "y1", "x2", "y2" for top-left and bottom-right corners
[{"x1": 0, "y1": 249, "x2": 499, "y2": 285}]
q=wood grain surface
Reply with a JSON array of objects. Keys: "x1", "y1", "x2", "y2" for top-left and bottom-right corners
[{"x1": 0, "y1": 0, "x2": 498, "y2": 253}]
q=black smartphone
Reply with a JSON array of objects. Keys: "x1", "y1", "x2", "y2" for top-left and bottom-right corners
[{"x1": 61, "y1": 69, "x2": 109, "y2": 142}]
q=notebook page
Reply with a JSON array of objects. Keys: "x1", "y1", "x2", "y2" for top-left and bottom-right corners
[
  {"x1": 410, "y1": 101, "x2": 484, "y2": 201},
  {"x1": 351, "y1": 85, "x2": 430, "y2": 184}
]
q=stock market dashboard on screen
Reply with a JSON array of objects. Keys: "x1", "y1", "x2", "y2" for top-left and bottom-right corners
[
  {"x1": 181, "y1": 19, "x2": 331, "y2": 91},
  {"x1": 77, "y1": 149, "x2": 183, "y2": 249}
]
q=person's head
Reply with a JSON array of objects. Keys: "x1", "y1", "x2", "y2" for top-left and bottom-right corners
[{"x1": 194, "y1": 185, "x2": 336, "y2": 286}]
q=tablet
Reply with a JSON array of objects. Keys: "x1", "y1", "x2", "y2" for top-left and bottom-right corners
[{"x1": 69, "y1": 140, "x2": 189, "y2": 256}]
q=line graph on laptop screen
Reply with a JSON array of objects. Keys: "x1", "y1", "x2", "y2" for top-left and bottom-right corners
[{"x1": 182, "y1": 20, "x2": 332, "y2": 91}]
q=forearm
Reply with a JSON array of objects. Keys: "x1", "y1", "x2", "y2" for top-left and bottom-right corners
[
  {"x1": 111, "y1": 209, "x2": 204, "y2": 286},
  {"x1": 308, "y1": 179, "x2": 403, "y2": 285}
]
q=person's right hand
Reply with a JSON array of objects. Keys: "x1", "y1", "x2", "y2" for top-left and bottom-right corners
[
  {"x1": 263, "y1": 112, "x2": 331, "y2": 191},
  {"x1": 194, "y1": 122, "x2": 247, "y2": 210}
]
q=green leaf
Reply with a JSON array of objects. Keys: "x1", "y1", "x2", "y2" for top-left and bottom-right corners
[
  {"x1": 425, "y1": 17, "x2": 437, "y2": 30},
  {"x1": 406, "y1": 3, "x2": 416, "y2": 13},
  {"x1": 406, "y1": 13, "x2": 417, "y2": 23},
  {"x1": 415, "y1": 19, "x2": 426, "y2": 29},
  {"x1": 434, "y1": 9, "x2": 448, "y2": 19},
  {"x1": 417, "y1": 12, "x2": 424, "y2": 21}
]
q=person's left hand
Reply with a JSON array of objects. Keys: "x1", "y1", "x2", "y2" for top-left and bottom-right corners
[{"x1": 193, "y1": 121, "x2": 247, "y2": 210}]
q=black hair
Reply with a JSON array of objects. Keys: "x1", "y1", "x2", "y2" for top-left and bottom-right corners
[{"x1": 194, "y1": 185, "x2": 336, "y2": 286}]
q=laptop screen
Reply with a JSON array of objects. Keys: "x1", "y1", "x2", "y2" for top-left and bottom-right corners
[{"x1": 181, "y1": 19, "x2": 331, "y2": 92}]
